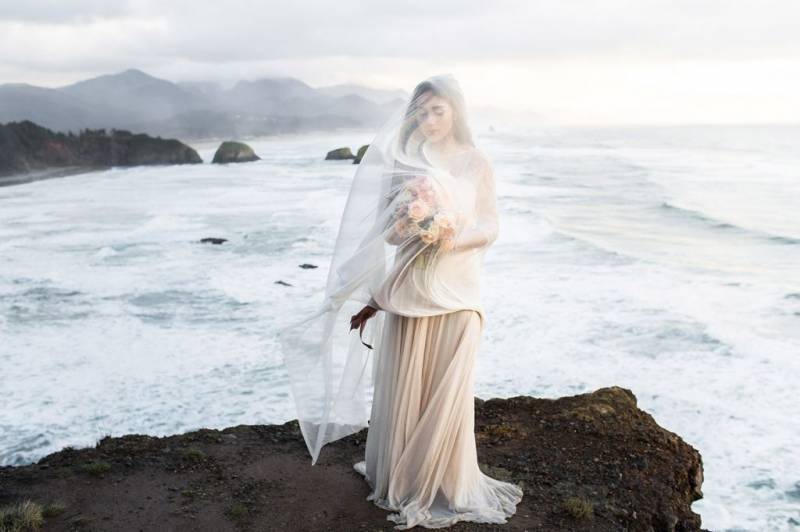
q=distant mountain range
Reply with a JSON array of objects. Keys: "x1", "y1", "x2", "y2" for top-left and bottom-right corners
[{"x1": 0, "y1": 69, "x2": 409, "y2": 141}]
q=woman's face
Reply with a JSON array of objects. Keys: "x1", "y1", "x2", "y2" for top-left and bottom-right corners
[{"x1": 416, "y1": 93, "x2": 455, "y2": 144}]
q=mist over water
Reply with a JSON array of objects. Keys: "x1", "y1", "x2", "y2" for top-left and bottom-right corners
[{"x1": 1, "y1": 125, "x2": 798, "y2": 531}]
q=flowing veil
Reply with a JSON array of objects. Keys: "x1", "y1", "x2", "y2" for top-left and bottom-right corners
[{"x1": 275, "y1": 73, "x2": 498, "y2": 465}]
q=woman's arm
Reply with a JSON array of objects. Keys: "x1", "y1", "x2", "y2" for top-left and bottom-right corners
[{"x1": 452, "y1": 153, "x2": 498, "y2": 252}]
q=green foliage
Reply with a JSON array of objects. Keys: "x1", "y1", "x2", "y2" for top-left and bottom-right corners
[
  {"x1": 180, "y1": 446, "x2": 207, "y2": 462},
  {"x1": 78, "y1": 460, "x2": 112, "y2": 476},
  {"x1": 563, "y1": 495, "x2": 594, "y2": 520},
  {"x1": 40, "y1": 502, "x2": 65, "y2": 518},
  {"x1": 0, "y1": 499, "x2": 44, "y2": 532}
]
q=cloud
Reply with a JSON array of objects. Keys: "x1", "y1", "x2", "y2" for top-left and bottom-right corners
[
  {"x1": 3, "y1": 1, "x2": 799, "y2": 63},
  {"x1": 0, "y1": 0, "x2": 135, "y2": 23},
  {"x1": 1, "y1": 1, "x2": 799, "y2": 124}
]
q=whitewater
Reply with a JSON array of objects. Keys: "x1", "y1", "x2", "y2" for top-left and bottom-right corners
[{"x1": 1, "y1": 124, "x2": 798, "y2": 531}]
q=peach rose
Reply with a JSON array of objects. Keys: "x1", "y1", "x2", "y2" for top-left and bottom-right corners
[
  {"x1": 407, "y1": 199, "x2": 431, "y2": 222},
  {"x1": 419, "y1": 224, "x2": 440, "y2": 244},
  {"x1": 432, "y1": 213, "x2": 455, "y2": 239},
  {"x1": 418, "y1": 187, "x2": 436, "y2": 204}
]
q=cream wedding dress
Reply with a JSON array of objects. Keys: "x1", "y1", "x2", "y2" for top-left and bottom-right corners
[{"x1": 352, "y1": 147, "x2": 524, "y2": 529}]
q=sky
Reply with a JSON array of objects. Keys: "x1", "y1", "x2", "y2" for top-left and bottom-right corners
[{"x1": 1, "y1": 0, "x2": 799, "y2": 126}]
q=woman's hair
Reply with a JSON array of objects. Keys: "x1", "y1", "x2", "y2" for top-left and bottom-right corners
[{"x1": 399, "y1": 76, "x2": 475, "y2": 156}]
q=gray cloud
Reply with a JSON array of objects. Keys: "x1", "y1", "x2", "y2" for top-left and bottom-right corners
[
  {"x1": 2, "y1": 1, "x2": 799, "y2": 124},
  {"x1": 0, "y1": 0, "x2": 134, "y2": 23},
  {"x1": 2, "y1": 0, "x2": 799, "y2": 66}
]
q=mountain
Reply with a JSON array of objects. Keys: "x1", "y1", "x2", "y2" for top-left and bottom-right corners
[
  {"x1": 58, "y1": 68, "x2": 211, "y2": 125},
  {"x1": 0, "y1": 83, "x2": 104, "y2": 132},
  {"x1": 317, "y1": 83, "x2": 408, "y2": 105},
  {"x1": 0, "y1": 69, "x2": 406, "y2": 141}
]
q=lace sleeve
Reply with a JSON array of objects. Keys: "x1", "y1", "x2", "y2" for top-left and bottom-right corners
[{"x1": 453, "y1": 151, "x2": 498, "y2": 252}]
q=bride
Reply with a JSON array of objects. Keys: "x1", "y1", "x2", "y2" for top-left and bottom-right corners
[{"x1": 277, "y1": 73, "x2": 523, "y2": 529}]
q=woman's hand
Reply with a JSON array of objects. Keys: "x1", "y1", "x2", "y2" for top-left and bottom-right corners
[{"x1": 350, "y1": 305, "x2": 379, "y2": 349}]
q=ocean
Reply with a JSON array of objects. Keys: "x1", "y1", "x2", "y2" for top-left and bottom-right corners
[{"x1": 1, "y1": 124, "x2": 798, "y2": 531}]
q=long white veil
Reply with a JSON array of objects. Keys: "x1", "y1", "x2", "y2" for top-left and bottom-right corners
[{"x1": 275, "y1": 73, "x2": 498, "y2": 465}]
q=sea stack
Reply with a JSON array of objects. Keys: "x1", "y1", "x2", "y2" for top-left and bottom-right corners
[
  {"x1": 325, "y1": 147, "x2": 355, "y2": 160},
  {"x1": 211, "y1": 141, "x2": 260, "y2": 164},
  {"x1": 353, "y1": 144, "x2": 369, "y2": 164}
]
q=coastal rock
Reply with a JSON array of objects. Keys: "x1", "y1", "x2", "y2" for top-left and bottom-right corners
[
  {"x1": 325, "y1": 147, "x2": 354, "y2": 160},
  {"x1": 352, "y1": 144, "x2": 369, "y2": 164},
  {"x1": 211, "y1": 141, "x2": 260, "y2": 164},
  {"x1": 0, "y1": 120, "x2": 202, "y2": 178},
  {"x1": 0, "y1": 386, "x2": 707, "y2": 531}
]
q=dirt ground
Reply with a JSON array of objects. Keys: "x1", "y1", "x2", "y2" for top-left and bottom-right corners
[{"x1": 0, "y1": 386, "x2": 707, "y2": 531}]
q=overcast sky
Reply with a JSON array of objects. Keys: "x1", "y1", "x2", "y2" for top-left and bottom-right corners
[{"x1": 2, "y1": 0, "x2": 799, "y2": 125}]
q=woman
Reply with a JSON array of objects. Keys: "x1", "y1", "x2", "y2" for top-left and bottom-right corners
[{"x1": 277, "y1": 74, "x2": 523, "y2": 529}]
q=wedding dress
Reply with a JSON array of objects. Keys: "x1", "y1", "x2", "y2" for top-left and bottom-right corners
[
  {"x1": 276, "y1": 74, "x2": 523, "y2": 529},
  {"x1": 353, "y1": 145, "x2": 524, "y2": 529}
]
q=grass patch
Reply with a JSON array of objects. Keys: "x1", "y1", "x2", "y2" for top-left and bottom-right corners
[
  {"x1": 78, "y1": 460, "x2": 111, "y2": 477},
  {"x1": 0, "y1": 499, "x2": 44, "y2": 531},
  {"x1": 225, "y1": 502, "x2": 248, "y2": 522},
  {"x1": 180, "y1": 487, "x2": 208, "y2": 500},
  {"x1": 180, "y1": 447, "x2": 207, "y2": 462},
  {"x1": 563, "y1": 495, "x2": 594, "y2": 519},
  {"x1": 40, "y1": 501, "x2": 66, "y2": 518}
]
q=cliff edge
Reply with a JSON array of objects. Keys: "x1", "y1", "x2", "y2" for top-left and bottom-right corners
[{"x1": 0, "y1": 386, "x2": 706, "y2": 531}]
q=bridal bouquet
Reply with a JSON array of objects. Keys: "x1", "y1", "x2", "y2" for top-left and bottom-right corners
[{"x1": 392, "y1": 174, "x2": 457, "y2": 253}]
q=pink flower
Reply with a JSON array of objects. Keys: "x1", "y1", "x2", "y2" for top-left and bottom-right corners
[
  {"x1": 419, "y1": 225, "x2": 440, "y2": 244},
  {"x1": 432, "y1": 213, "x2": 456, "y2": 239},
  {"x1": 407, "y1": 199, "x2": 431, "y2": 222},
  {"x1": 418, "y1": 187, "x2": 436, "y2": 204}
]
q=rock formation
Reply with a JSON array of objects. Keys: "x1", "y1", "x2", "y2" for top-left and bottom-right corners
[
  {"x1": 0, "y1": 386, "x2": 706, "y2": 531},
  {"x1": 0, "y1": 120, "x2": 202, "y2": 179},
  {"x1": 353, "y1": 144, "x2": 369, "y2": 164},
  {"x1": 211, "y1": 141, "x2": 260, "y2": 164},
  {"x1": 325, "y1": 147, "x2": 354, "y2": 160}
]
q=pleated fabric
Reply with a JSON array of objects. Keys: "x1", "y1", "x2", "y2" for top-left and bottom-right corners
[{"x1": 353, "y1": 309, "x2": 523, "y2": 529}]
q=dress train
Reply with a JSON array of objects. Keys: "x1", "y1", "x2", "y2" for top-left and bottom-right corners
[{"x1": 353, "y1": 309, "x2": 523, "y2": 529}]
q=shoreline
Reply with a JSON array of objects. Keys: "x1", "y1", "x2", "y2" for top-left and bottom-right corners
[{"x1": 0, "y1": 166, "x2": 108, "y2": 188}]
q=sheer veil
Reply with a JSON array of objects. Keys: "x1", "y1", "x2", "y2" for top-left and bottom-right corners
[{"x1": 275, "y1": 73, "x2": 499, "y2": 465}]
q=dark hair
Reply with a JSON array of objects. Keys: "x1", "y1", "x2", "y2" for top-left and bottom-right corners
[{"x1": 399, "y1": 75, "x2": 474, "y2": 156}]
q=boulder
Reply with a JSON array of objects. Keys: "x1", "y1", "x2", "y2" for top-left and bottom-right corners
[
  {"x1": 211, "y1": 141, "x2": 260, "y2": 164},
  {"x1": 352, "y1": 144, "x2": 369, "y2": 164},
  {"x1": 325, "y1": 147, "x2": 354, "y2": 160},
  {"x1": 199, "y1": 237, "x2": 227, "y2": 245}
]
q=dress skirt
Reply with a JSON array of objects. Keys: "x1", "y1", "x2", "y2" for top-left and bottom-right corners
[{"x1": 353, "y1": 309, "x2": 524, "y2": 529}]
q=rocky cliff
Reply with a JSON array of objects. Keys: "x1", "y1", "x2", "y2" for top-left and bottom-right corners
[
  {"x1": 0, "y1": 120, "x2": 202, "y2": 180},
  {"x1": 0, "y1": 386, "x2": 706, "y2": 531}
]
